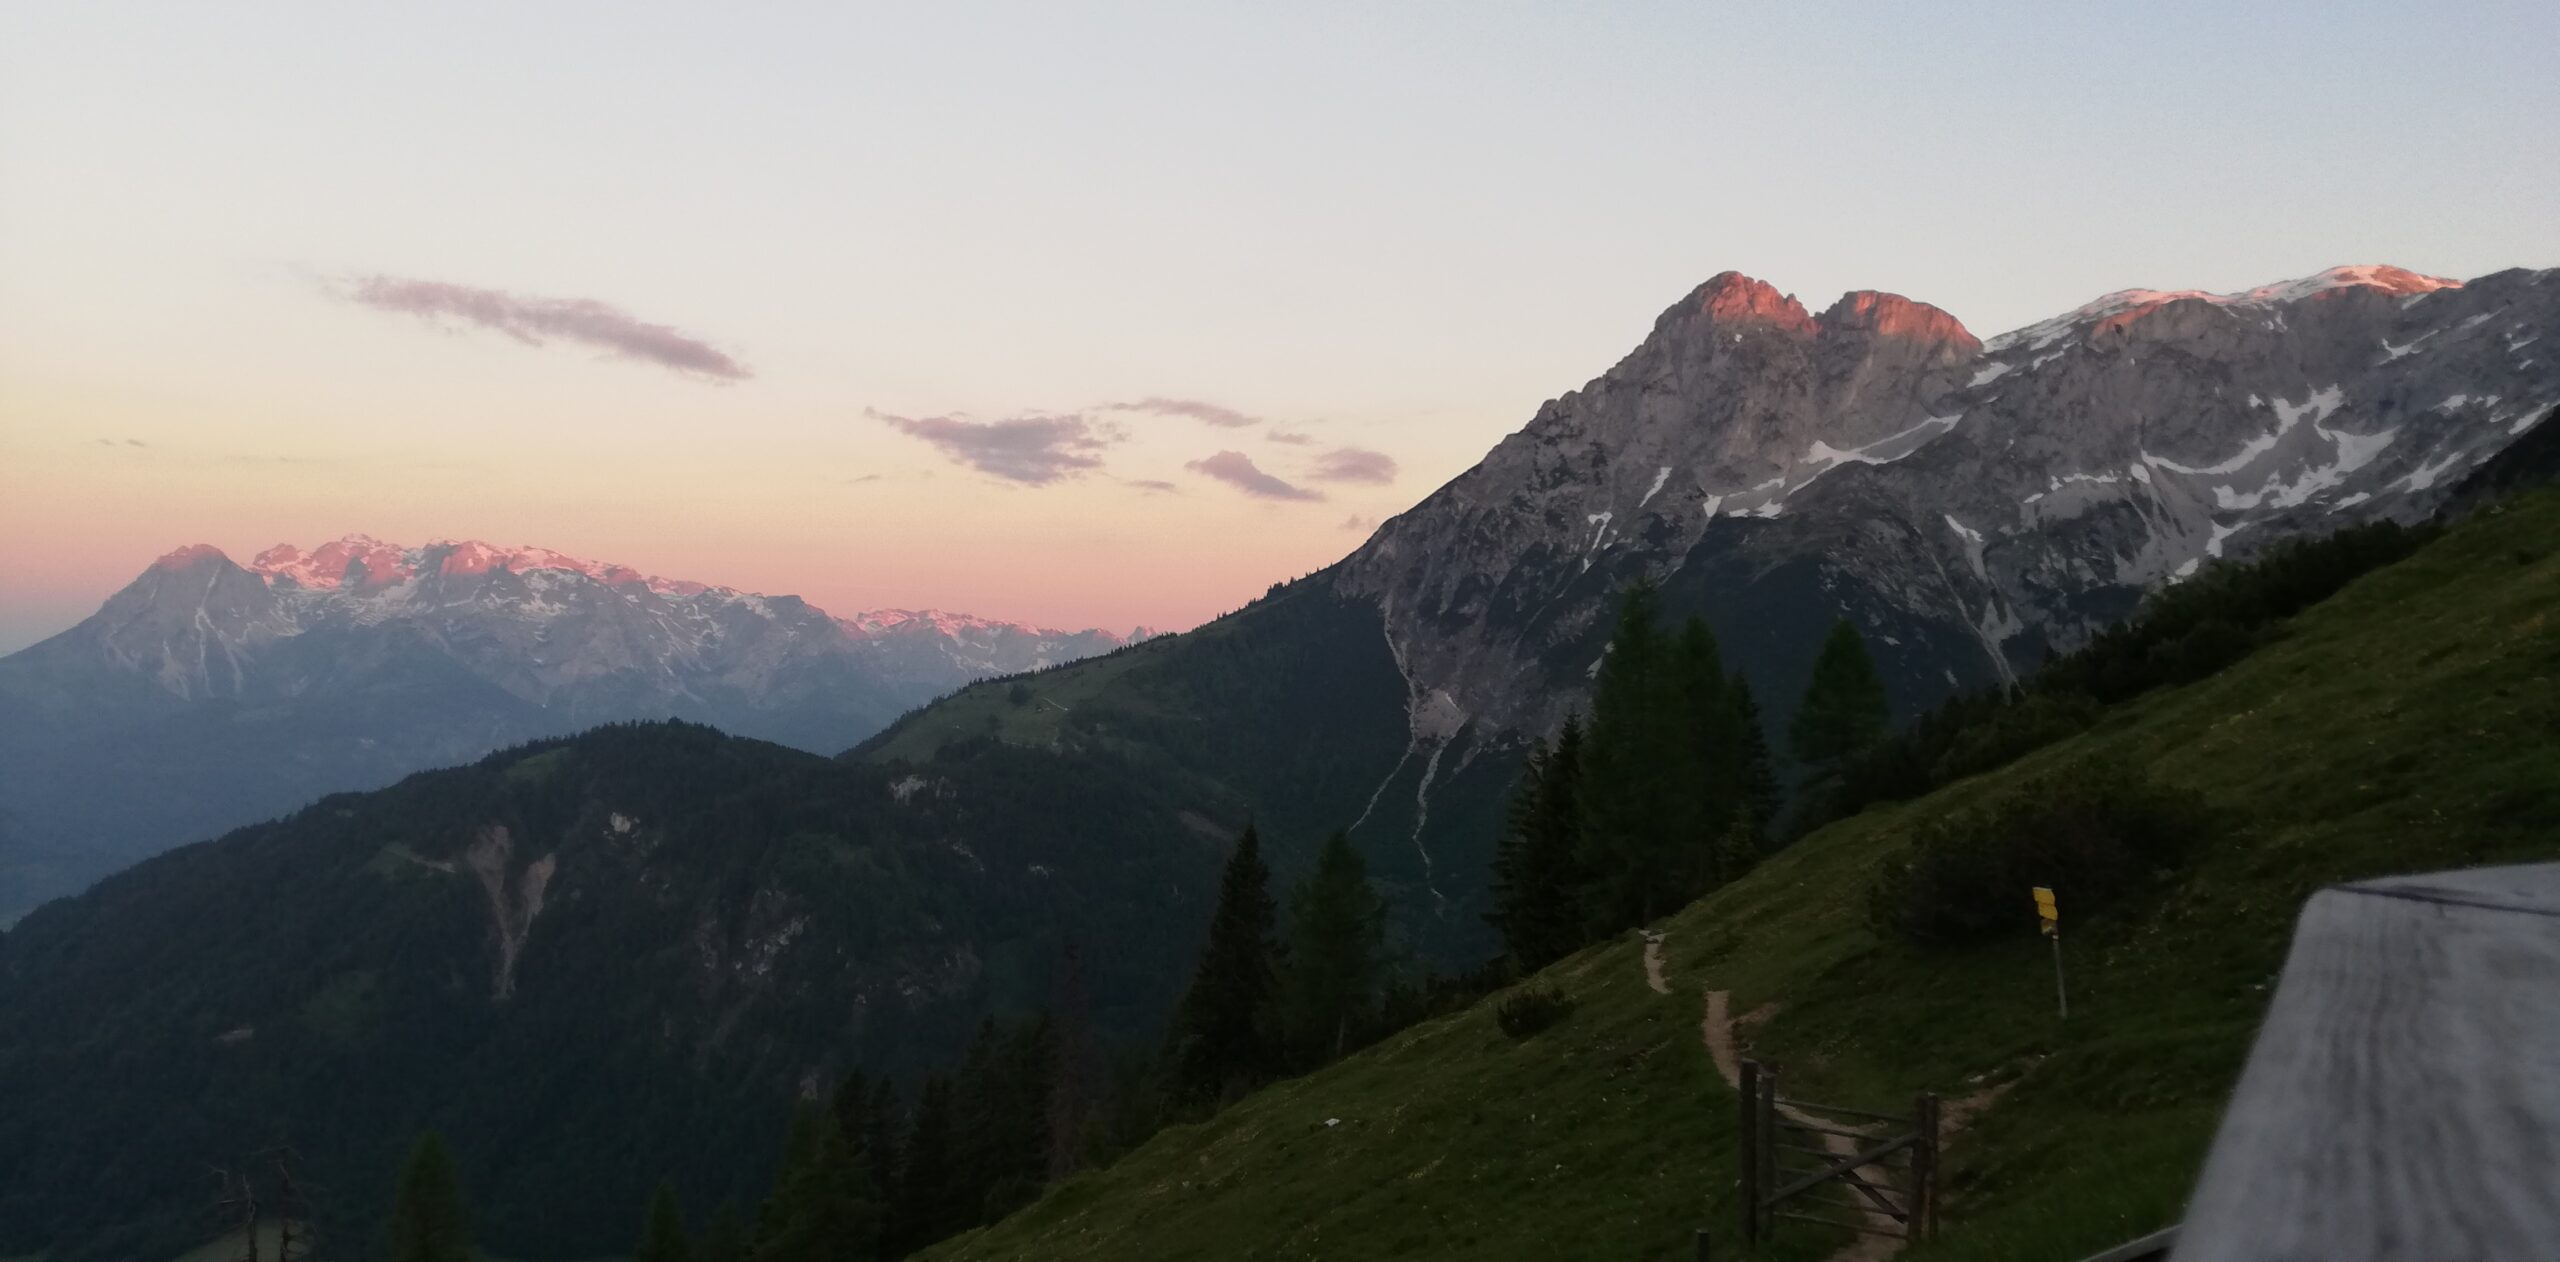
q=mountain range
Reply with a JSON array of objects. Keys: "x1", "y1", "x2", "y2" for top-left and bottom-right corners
[
  {"x1": 873, "y1": 262, "x2": 2558, "y2": 954},
  {"x1": 0, "y1": 260, "x2": 2552, "y2": 1257},
  {"x1": 0, "y1": 536, "x2": 1137, "y2": 922}
]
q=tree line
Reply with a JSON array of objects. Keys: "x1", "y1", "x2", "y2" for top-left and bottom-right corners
[{"x1": 1485, "y1": 579, "x2": 1888, "y2": 972}]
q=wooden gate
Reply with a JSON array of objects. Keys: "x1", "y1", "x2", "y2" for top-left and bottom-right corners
[{"x1": 1737, "y1": 1059, "x2": 1939, "y2": 1247}]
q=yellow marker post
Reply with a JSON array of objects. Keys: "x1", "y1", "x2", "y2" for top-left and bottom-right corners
[{"x1": 2032, "y1": 886, "x2": 2067, "y2": 1019}]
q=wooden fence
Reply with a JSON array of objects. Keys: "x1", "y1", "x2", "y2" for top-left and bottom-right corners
[{"x1": 1737, "y1": 1059, "x2": 1939, "y2": 1248}]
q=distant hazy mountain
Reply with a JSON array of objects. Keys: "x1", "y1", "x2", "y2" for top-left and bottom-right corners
[{"x1": 0, "y1": 536, "x2": 1134, "y2": 921}]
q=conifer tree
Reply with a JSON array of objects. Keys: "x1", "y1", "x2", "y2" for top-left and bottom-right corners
[
  {"x1": 1724, "y1": 678, "x2": 1779, "y2": 855},
  {"x1": 1279, "y1": 830, "x2": 1386, "y2": 1066},
  {"x1": 749, "y1": 1105, "x2": 822, "y2": 1262},
  {"x1": 1670, "y1": 616, "x2": 1736, "y2": 891},
  {"x1": 947, "y1": 1021, "x2": 1003, "y2": 1228},
  {"x1": 754, "y1": 1105, "x2": 879, "y2": 1262},
  {"x1": 636, "y1": 1180, "x2": 691, "y2": 1262},
  {"x1": 1488, "y1": 716, "x2": 1589, "y2": 971},
  {"x1": 698, "y1": 1203, "x2": 745, "y2": 1262},
  {"x1": 1791, "y1": 619, "x2": 1892, "y2": 778},
  {"x1": 891, "y1": 1074, "x2": 959, "y2": 1255},
  {"x1": 1165, "y1": 824, "x2": 1281, "y2": 1104},
  {"x1": 385, "y1": 1132, "x2": 473, "y2": 1262},
  {"x1": 1578, "y1": 580, "x2": 1682, "y2": 930}
]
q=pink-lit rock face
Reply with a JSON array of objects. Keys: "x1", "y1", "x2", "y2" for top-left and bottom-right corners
[
  {"x1": 1684, "y1": 271, "x2": 1818, "y2": 334},
  {"x1": 1819, "y1": 291, "x2": 1981, "y2": 354}
]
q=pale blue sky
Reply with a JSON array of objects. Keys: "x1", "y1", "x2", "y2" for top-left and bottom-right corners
[{"x1": 2, "y1": 1, "x2": 2554, "y2": 650}]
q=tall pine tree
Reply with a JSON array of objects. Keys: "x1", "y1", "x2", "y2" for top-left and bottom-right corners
[
  {"x1": 1278, "y1": 830, "x2": 1386, "y2": 1066},
  {"x1": 636, "y1": 1180, "x2": 691, "y2": 1262},
  {"x1": 753, "y1": 1101, "x2": 880, "y2": 1262},
  {"x1": 1165, "y1": 824, "x2": 1281, "y2": 1105},
  {"x1": 698, "y1": 1203, "x2": 746, "y2": 1262},
  {"x1": 1790, "y1": 619, "x2": 1891, "y2": 779},
  {"x1": 1578, "y1": 580, "x2": 1684, "y2": 930},
  {"x1": 385, "y1": 1132, "x2": 473, "y2": 1262},
  {"x1": 890, "y1": 1074, "x2": 959, "y2": 1256},
  {"x1": 1487, "y1": 716, "x2": 1589, "y2": 972}
]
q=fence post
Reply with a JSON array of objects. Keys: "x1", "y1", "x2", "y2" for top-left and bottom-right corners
[
  {"x1": 1738, "y1": 1059, "x2": 1760, "y2": 1244},
  {"x1": 1913, "y1": 1092, "x2": 1941, "y2": 1242},
  {"x1": 1758, "y1": 1067, "x2": 1780, "y2": 1244}
]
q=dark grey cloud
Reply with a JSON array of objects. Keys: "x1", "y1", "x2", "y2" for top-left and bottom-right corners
[
  {"x1": 1308, "y1": 446, "x2": 1399, "y2": 484},
  {"x1": 336, "y1": 274, "x2": 750, "y2": 380},
  {"x1": 870, "y1": 408, "x2": 1120, "y2": 485},
  {"x1": 1185, "y1": 450, "x2": 1324, "y2": 501},
  {"x1": 1105, "y1": 397, "x2": 1261, "y2": 428},
  {"x1": 1266, "y1": 428, "x2": 1316, "y2": 446}
]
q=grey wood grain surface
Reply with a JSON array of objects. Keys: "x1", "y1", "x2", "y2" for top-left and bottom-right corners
[{"x1": 2173, "y1": 863, "x2": 2560, "y2": 1261}]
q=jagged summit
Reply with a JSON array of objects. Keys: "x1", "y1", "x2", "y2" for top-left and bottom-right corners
[
  {"x1": 1677, "y1": 270, "x2": 1817, "y2": 333},
  {"x1": 149, "y1": 543, "x2": 232, "y2": 571},
  {"x1": 249, "y1": 534, "x2": 712, "y2": 597},
  {"x1": 1818, "y1": 290, "x2": 1978, "y2": 350}
]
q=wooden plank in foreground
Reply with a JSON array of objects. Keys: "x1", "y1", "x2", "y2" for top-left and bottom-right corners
[{"x1": 2174, "y1": 863, "x2": 2560, "y2": 1261}]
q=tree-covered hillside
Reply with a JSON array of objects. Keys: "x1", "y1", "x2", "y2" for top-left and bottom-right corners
[
  {"x1": 921, "y1": 488, "x2": 2560, "y2": 1261},
  {"x1": 0, "y1": 723, "x2": 1228, "y2": 1260}
]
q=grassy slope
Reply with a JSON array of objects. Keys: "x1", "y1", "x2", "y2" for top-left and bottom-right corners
[{"x1": 926, "y1": 490, "x2": 2560, "y2": 1262}]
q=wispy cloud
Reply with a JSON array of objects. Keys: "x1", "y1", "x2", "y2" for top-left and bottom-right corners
[
  {"x1": 1122, "y1": 478, "x2": 1180, "y2": 494},
  {"x1": 1185, "y1": 450, "x2": 1324, "y2": 501},
  {"x1": 1308, "y1": 446, "x2": 1399, "y2": 484},
  {"x1": 1266, "y1": 428, "x2": 1316, "y2": 446},
  {"x1": 1105, "y1": 397, "x2": 1262, "y2": 428},
  {"x1": 334, "y1": 274, "x2": 751, "y2": 381},
  {"x1": 1341, "y1": 514, "x2": 1375, "y2": 532},
  {"x1": 95, "y1": 437, "x2": 148, "y2": 448},
  {"x1": 870, "y1": 409, "x2": 1120, "y2": 485}
]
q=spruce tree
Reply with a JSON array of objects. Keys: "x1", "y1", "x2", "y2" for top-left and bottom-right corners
[
  {"x1": 1670, "y1": 616, "x2": 1734, "y2": 892},
  {"x1": 1790, "y1": 619, "x2": 1892, "y2": 778},
  {"x1": 385, "y1": 1132, "x2": 473, "y2": 1262},
  {"x1": 754, "y1": 1104, "x2": 879, "y2": 1262},
  {"x1": 1165, "y1": 824, "x2": 1281, "y2": 1105},
  {"x1": 1578, "y1": 580, "x2": 1681, "y2": 930},
  {"x1": 891, "y1": 1074, "x2": 959, "y2": 1254},
  {"x1": 1487, "y1": 716, "x2": 1589, "y2": 971},
  {"x1": 749, "y1": 1104, "x2": 823, "y2": 1262},
  {"x1": 699, "y1": 1203, "x2": 746, "y2": 1262},
  {"x1": 1725, "y1": 679, "x2": 1779, "y2": 851},
  {"x1": 1278, "y1": 831, "x2": 1386, "y2": 1066},
  {"x1": 636, "y1": 1180, "x2": 691, "y2": 1262}
]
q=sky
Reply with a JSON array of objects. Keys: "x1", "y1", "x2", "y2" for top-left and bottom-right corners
[{"x1": 3, "y1": 2, "x2": 2554, "y2": 652}]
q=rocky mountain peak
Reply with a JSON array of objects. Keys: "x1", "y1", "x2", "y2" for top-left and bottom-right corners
[
  {"x1": 1677, "y1": 271, "x2": 1816, "y2": 335},
  {"x1": 150, "y1": 543, "x2": 234, "y2": 572},
  {"x1": 1817, "y1": 290, "x2": 1979, "y2": 355}
]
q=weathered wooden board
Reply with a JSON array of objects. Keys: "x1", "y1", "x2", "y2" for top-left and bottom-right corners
[{"x1": 2174, "y1": 863, "x2": 2560, "y2": 1261}]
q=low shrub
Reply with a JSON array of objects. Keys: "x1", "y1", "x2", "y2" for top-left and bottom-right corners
[
  {"x1": 1867, "y1": 765, "x2": 2216, "y2": 948},
  {"x1": 1493, "y1": 987, "x2": 1575, "y2": 1038}
]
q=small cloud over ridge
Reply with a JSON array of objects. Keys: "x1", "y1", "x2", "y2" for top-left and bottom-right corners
[
  {"x1": 1308, "y1": 446, "x2": 1399, "y2": 484},
  {"x1": 1185, "y1": 450, "x2": 1324, "y2": 501},
  {"x1": 1105, "y1": 397, "x2": 1262, "y2": 428},
  {"x1": 335, "y1": 274, "x2": 750, "y2": 381},
  {"x1": 870, "y1": 408, "x2": 1120, "y2": 485}
]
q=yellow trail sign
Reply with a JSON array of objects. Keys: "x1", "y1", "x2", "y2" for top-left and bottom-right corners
[{"x1": 2032, "y1": 886, "x2": 2068, "y2": 1018}]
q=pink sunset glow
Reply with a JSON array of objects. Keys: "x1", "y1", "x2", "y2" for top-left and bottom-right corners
[{"x1": 4, "y1": 6, "x2": 2555, "y2": 652}]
